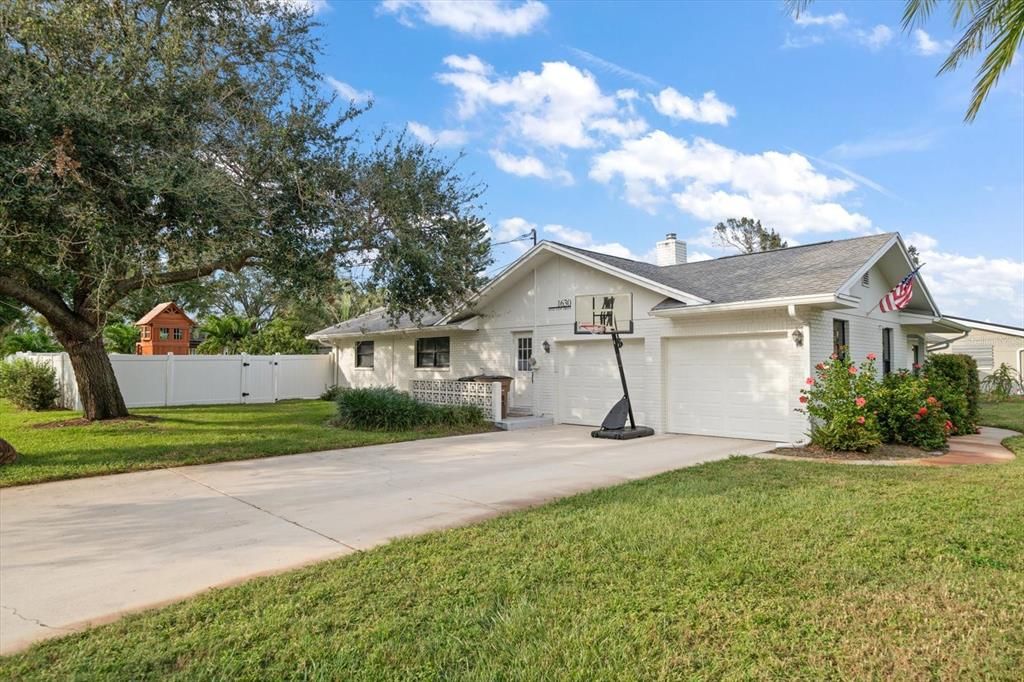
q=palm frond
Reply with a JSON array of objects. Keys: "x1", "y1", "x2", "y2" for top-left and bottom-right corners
[{"x1": 962, "y1": 0, "x2": 1024, "y2": 121}]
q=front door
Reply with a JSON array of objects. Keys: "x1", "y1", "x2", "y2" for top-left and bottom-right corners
[{"x1": 512, "y1": 332, "x2": 534, "y2": 413}]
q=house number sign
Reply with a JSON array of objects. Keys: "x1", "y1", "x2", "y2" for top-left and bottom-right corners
[{"x1": 548, "y1": 298, "x2": 572, "y2": 310}]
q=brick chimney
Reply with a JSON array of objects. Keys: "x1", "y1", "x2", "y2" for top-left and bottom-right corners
[{"x1": 655, "y1": 233, "x2": 687, "y2": 266}]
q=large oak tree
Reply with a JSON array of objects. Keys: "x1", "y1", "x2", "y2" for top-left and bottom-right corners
[{"x1": 0, "y1": 0, "x2": 490, "y2": 419}]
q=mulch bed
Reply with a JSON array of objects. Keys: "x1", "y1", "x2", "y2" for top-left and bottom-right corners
[
  {"x1": 32, "y1": 414, "x2": 162, "y2": 430},
  {"x1": 772, "y1": 443, "x2": 944, "y2": 461}
]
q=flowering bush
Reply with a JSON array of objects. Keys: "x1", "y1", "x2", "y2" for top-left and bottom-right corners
[
  {"x1": 922, "y1": 355, "x2": 980, "y2": 435},
  {"x1": 875, "y1": 371, "x2": 950, "y2": 450},
  {"x1": 799, "y1": 353, "x2": 881, "y2": 452}
]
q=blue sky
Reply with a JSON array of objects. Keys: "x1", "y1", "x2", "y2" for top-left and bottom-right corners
[{"x1": 303, "y1": 0, "x2": 1022, "y2": 325}]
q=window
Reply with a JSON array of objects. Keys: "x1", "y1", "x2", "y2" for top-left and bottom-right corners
[
  {"x1": 173, "y1": 328, "x2": 184, "y2": 341},
  {"x1": 832, "y1": 319, "x2": 849, "y2": 360},
  {"x1": 159, "y1": 327, "x2": 169, "y2": 340},
  {"x1": 882, "y1": 328, "x2": 893, "y2": 375},
  {"x1": 356, "y1": 341, "x2": 374, "y2": 368},
  {"x1": 416, "y1": 337, "x2": 450, "y2": 368},
  {"x1": 141, "y1": 327, "x2": 150, "y2": 340},
  {"x1": 912, "y1": 343, "x2": 921, "y2": 372},
  {"x1": 516, "y1": 337, "x2": 533, "y2": 371}
]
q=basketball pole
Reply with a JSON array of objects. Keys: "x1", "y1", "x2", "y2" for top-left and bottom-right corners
[{"x1": 610, "y1": 331, "x2": 637, "y2": 430}]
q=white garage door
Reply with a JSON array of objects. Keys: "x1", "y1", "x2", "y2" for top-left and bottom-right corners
[
  {"x1": 665, "y1": 334, "x2": 793, "y2": 442},
  {"x1": 558, "y1": 339, "x2": 646, "y2": 426}
]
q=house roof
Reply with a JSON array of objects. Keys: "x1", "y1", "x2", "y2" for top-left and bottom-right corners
[
  {"x1": 310, "y1": 232, "x2": 920, "y2": 339},
  {"x1": 944, "y1": 316, "x2": 1024, "y2": 337},
  {"x1": 310, "y1": 308, "x2": 448, "y2": 337},
  {"x1": 134, "y1": 302, "x2": 195, "y2": 327},
  {"x1": 559, "y1": 232, "x2": 896, "y2": 308}
]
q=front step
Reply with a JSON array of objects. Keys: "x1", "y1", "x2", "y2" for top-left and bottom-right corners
[
  {"x1": 506, "y1": 407, "x2": 533, "y2": 418},
  {"x1": 495, "y1": 415, "x2": 554, "y2": 431}
]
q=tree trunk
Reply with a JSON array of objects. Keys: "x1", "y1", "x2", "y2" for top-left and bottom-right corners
[{"x1": 62, "y1": 334, "x2": 128, "y2": 420}]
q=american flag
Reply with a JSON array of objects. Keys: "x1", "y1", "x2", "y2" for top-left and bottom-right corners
[{"x1": 878, "y1": 267, "x2": 921, "y2": 313}]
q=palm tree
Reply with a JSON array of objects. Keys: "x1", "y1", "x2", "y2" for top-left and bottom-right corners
[
  {"x1": 196, "y1": 315, "x2": 253, "y2": 355},
  {"x1": 787, "y1": 0, "x2": 1024, "y2": 121}
]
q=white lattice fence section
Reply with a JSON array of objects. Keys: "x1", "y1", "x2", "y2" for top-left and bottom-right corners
[{"x1": 410, "y1": 379, "x2": 502, "y2": 422}]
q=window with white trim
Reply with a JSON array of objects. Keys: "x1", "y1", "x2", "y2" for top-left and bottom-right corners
[
  {"x1": 882, "y1": 328, "x2": 893, "y2": 375},
  {"x1": 516, "y1": 337, "x2": 533, "y2": 371},
  {"x1": 833, "y1": 319, "x2": 849, "y2": 360}
]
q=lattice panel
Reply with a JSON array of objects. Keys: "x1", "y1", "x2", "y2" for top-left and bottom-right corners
[{"x1": 411, "y1": 379, "x2": 494, "y2": 412}]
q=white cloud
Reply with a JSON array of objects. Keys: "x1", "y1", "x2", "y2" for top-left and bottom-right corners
[
  {"x1": 906, "y1": 232, "x2": 1024, "y2": 325},
  {"x1": 407, "y1": 121, "x2": 469, "y2": 147},
  {"x1": 437, "y1": 56, "x2": 643, "y2": 149},
  {"x1": 782, "y1": 33, "x2": 826, "y2": 50},
  {"x1": 649, "y1": 87, "x2": 736, "y2": 126},
  {"x1": 326, "y1": 77, "x2": 372, "y2": 104},
  {"x1": 830, "y1": 130, "x2": 936, "y2": 159},
  {"x1": 856, "y1": 25, "x2": 894, "y2": 51},
  {"x1": 379, "y1": 0, "x2": 548, "y2": 38},
  {"x1": 589, "y1": 130, "x2": 870, "y2": 234},
  {"x1": 493, "y1": 216, "x2": 536, "y2": 253},
  {"x1": 442, "y1": 54, "x2": 492, "y2": 74},
  {"x1": 490, "y1": 150, "x2": 573, "y2": 183},
  {"x1": 565, "y1": 47, "x2": 660, "y2": 88},
  {"x1": 912, "y1": 29, "x2": 950, "y2": 56},
  {"x1": 542, "y1": 224, "x2": 637, "y2": 259},
  {"x1": 793, "y1": 11, "x2": 848, "y2": 28}
]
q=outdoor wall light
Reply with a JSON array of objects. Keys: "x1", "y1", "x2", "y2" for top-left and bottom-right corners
[
  {"x1": 542, "y1": 340, "x2": 551, "y2": 354},
  {"x1": 791, "y1": 329, "x2": 804, "y2": 347}
]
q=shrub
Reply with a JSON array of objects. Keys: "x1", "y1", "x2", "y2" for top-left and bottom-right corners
[
  {"x1": 923, "y1": 354, "x2": 980, "y2": 435},
  {"x1": 0, "y1": 358, "x2": 59, "y2": 410},
  {"x1": 981, "y1": 363, "x2": 1024, "y2": 402},
  {"x1": 876, "y1": 371, "x2": 950, "y2": 450},
  {"x1": 319, "y1": 385, "x2": 342, "y2": 401},
  {"x1": 333, "y1": 387, "x2": 486, "y2": 431},
  {"x1": 799, "y1": 353, "x2": 882, "y2": 452}
]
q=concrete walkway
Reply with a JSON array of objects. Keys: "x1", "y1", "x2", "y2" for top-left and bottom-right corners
[{"x1": 0, "y1": 426, "x2": 771, "y2": 654}]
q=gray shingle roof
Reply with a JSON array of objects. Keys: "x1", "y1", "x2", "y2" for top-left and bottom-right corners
[
  {"x1": 310, "y1": 309, "x2": 447, "y2": 337},
  {"x1": 311, "y1": 233, "x2": 896, "y2": 337},
  {"x1": 559, "y1": 233, "x2": 895, "y2": 306}
]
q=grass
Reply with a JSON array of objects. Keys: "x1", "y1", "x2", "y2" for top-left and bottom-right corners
[
  {"x1": 0, "y1": 399, "x2": 491, "y2": 487},
  {"x1": 979, "y1": 396, "x2": 1024, "y2": 431},
  {"x1": 1, "y1": 403, "x2": 1021, "y2": 679}
]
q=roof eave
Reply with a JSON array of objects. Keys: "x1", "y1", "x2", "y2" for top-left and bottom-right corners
[
  {"x1": 651, "y1": 293, "x2": 846, "y2": 317},
  {"x1": 305, "y1": 316, "x2": 479, "y2": 343}
]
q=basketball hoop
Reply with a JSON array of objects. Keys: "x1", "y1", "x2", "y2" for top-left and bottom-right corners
[{"x1": 577, "y1": 323, "x2": 609, "y2": 335}]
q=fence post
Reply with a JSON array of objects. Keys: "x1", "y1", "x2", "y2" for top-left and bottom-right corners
[
  {"x1": 165, "y1": 353, "x2": 175, "y2": 407},
  {"x1": 239, "y1": 352, "x2": 247, "y2": 404},
  {"x1": 490, "y1": 381, "x2": 502, "y2": 422},
  {"x1": 273, "y1": 352, "x2": 280, "y2": 402}
]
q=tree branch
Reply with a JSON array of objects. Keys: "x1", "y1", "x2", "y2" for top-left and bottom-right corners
[
  {"x1": 101, "y1": 251, "x2": 260, "y2": 309},
  {"x1": 0, "y1": 269, "x2": 94, "y2": 338}
]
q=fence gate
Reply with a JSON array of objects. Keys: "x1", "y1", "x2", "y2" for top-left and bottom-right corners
[{"x1": 241, "y1": 355, "x2": 278, "y2": 404}]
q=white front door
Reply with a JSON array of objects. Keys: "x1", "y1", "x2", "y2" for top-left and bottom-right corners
[{"x1": 512, "y1": 332, "x2": 534, "y2": 412}]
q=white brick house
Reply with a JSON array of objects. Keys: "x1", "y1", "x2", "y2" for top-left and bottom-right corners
[{"x1": 310, "y1": 232, "x2": 965, "y2": 443}]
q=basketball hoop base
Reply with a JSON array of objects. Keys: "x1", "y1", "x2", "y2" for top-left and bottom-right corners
[{"x1": 591, "y1": 425, "x2": 655, "y2": 440}]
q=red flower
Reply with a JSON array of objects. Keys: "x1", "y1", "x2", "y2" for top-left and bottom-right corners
[
  {"x1": 866, "y1": 353, "x2": 877, "y2": 361},
  {"x1": 918, "y1": 407, "x2": 928, "y2": 416},
  {"x1": 945, "y1": 420, "x2": 953, "y2": 431},
  {"x1": 912, "y1": 362, "x2": 921, "y2": 370},
  {"x1": 848, "y1": 366, "x2": 857, "y2": 375},
  {"x1": 913, "y1": 413, "x2": 921, "y2": 421},
  {"x1": 856, "y1": 416, "x2": 866, "y2": 425},
  {"x1": 806, "y1": 377, "x2": 814, "y2": 385},
  {"x1": 926, "y1": 396, "x2": 938, "y2": 405},
  {"x1": 815, "y1": 362, "x2": 825, "y2": 370},
  {"x1": 831, "y1": 353, "x2": 838, "y2": 360},
  {"x1": 799, "y1": 395, "x2": 809, "y2": 403},
  {"x1": 855, "y1": 397, "x2": 866, "y2": 408}
]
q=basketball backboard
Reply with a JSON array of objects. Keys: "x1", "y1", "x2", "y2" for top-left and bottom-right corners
[{"x1": 574, "y1": 293, "x2": 633, "y2": 334}]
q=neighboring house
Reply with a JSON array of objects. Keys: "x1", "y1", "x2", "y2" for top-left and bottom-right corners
[
  {"x1": 930, "y1": 316, "x2": 1024, "y2": 379},
  {"x1": 309, "y1": 233, "x2": 965, "y2": 443},
  {"x1": 135, "y1": 302, "x2": 195, "y2": 355}
]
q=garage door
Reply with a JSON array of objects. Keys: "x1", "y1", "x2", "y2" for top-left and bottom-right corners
[
  {"x1": 558, "y1": 339, "x2": 646, "y2": 426},
  {"x1": 665, "y1": 335, "x2": 793, "y2": 441}
]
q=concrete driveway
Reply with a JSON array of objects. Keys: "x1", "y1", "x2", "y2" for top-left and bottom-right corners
[{"x1": 0, "y1": 425, "x2": 772, "y2": 654}]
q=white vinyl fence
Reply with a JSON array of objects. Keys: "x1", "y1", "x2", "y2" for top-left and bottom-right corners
[{"x1": 10, "y1": 352, "x2": 334, "y2": 411}]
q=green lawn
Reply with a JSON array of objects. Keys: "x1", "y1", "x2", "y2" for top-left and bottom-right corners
[
  {"x1": 0, "y1": 399, "x2": 490, "y2": 487},
  {"x1": 1, "y1": 404, "x2": 1021, "y2": 679}
]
